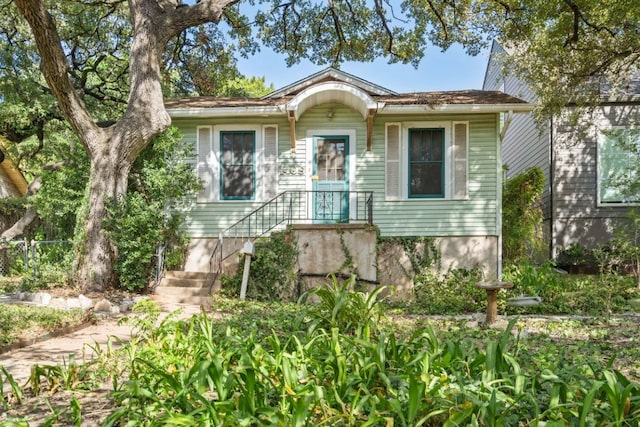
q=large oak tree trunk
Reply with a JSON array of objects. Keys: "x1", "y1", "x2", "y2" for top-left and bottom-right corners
[
  {"x1": 15, "y1": 0, "x2": 234, "y2": 291},
  {"x1": 74, "y1": 143, "x2": 133, "y2": 290}
]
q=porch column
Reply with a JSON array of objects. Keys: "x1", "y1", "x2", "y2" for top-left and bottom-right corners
[
  {"x1": 288, "y1": 110, "x2": 297, "y2": 152},
  {"x1": 366, "y1": 109, "x2": 376, "y2": 151}
]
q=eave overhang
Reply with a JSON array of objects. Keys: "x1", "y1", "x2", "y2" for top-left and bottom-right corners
[
  {"x1": 165, "y1": 88, "x2": 532, "y2": 151},
  {"x1": 1, "y1": 161, "x2": 28, "y2": 196},
  {"x1": 378, "y1": 103, "x2": 534, "y2": 114},
  {"x1": 167, "y1": 106, "x2": 284, "y2": 118},
  {"x1": 0, "y1": 138, "x2": 28, "y2": 196},
  {"x1": 165, "y1": 102, "x2": 534, "y2": 119}
]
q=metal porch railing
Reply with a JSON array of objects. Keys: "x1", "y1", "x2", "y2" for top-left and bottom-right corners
[{"x1": 207, "y1": 190, "x2": 373, "y2": 291}]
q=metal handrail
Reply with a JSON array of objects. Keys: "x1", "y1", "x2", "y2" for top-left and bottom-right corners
[
  {"x1": 206, "y1": 190, "x2": 374, "y2": 291},
  {"x1": 152, "y1": 244, "x2": 165, "y2": 293},
  {"x1": 207, "y1": 236, "x2": 223, "y2": 292}
]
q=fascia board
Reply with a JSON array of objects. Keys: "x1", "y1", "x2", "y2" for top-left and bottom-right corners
[
  {"x1": 166, "y1": 103, "x2": 535, "y2": 118},
  {"x1": 167, "y1": 106, "x2": 286, "y2": 118},
  {"x1": 378, "y1": 104, "x2": 534, "y2": 114}
]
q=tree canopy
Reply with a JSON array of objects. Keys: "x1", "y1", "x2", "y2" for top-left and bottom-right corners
[
  {"x1": 489, "y1": 0, "x2": 640, "y2": 114},
  {"x1": 1, "y1": 0, "x2": 638, "y2": 290}
]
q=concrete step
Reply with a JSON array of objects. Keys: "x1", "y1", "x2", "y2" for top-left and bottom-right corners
[
  {"x1": 153, "y1": 270, "x2": 222, "y2": 311},
  {"x1": 158, "y1": 277, "x2": 209, "y2": 288},
  {"x1": 150, "y1": 294, "x2": 213, "y2": 309},
  {"x1": 158, "y1": 271, "x2": 212, "y2": 289},
  {"x1": 155, "y1": 286, "x2": 212, "y2": 297},
  {"x1": 164, "y1": 271, "x2": 210, "y2": 281}
]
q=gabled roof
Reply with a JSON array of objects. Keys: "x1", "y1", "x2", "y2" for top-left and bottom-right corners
[
  {"x1": 166, "y1": 70, "x2": 532, "y2": 152},
  {"x1": 164, "y1": 89, "x2": 531, "y2": 117},
  {"x1": 262, "y1": 67, "x2": 397, "y2": 99},
  {"x1": 165, "y1": 66, "x2": 532, "y2": 119},
  {"x1": 485, "y1": 39, "x2": 640, "y2": 99}
]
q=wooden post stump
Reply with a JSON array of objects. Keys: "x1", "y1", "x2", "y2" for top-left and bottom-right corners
[{"x1": 474, "y1": 281, "x2": 514, "y2": 325}]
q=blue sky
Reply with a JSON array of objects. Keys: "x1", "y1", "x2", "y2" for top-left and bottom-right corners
[{"x1": 237, "y1": 44, "x2": 490, "y2": 94}]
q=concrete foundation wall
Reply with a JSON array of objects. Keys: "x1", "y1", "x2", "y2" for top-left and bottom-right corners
[
  {"x1": 184, "y1": 233, "x2": 498, "y2": 299},
  {"x1": 184, "y1": 238, "x2": 216, "y2": 272},
  {"x1": 294, "y1": 224, "x2": 377, "y2": 282},
  {"x1": 377, "y1": 236, "x2": 498, "y2": 298}
]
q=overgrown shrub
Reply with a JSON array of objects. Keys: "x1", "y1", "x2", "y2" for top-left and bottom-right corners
[
  {"x1": 410, "y1": 267, "x2": 485, "y2": 314},
  {"x1": 104, "y1": 194, "x2": 164, "y2": 292},
  {"x1": 503, "y1": 261, "x2": 636, "y2": 315},
  {"x1": 220, "y1": 229, "x2": 299, "y2": 301},
  {"x1": 556, "y1": 243, "x2": 597, "y2": 269},
  {"x1": 502, "y1": 166, "x2": 545, "y2": 262},
  {"x1": 102, "y1": 128, "x2": 199, "y2": 292},
  {"x1": 18, "y1": 266, "x2": 71, "y2": 291}
]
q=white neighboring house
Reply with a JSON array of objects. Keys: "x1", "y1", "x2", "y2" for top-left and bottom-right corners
[{"x1": 484, "y1": 40, "x2": 640, "y2": 257}]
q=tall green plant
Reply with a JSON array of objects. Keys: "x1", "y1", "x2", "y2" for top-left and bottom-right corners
[
  {"x1": 221, "y1": 229, "x2": 299, "y2": 301},
  {"x1": 103, "y1": 128, "x2": 200, "y2": 291},
  {"x1": 300, "y1": 274, "x2": 387, "y2": 337},
  {"x1": 502, "y1": 167, "x2": 545, "y2": 262},
  {"x1": 104, "y1": 194, "x2": 163, "y2": 292}
]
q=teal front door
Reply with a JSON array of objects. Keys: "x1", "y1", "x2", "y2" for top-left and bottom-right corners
[{"x1": 313, "y1": 136, "x2": 349, "y2": 223}]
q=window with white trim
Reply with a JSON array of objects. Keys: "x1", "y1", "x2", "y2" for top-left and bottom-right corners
[
  {"x1": 196, "y1": 124, "x2": 278, "y2": 202},
  {"x1": 598, "y1": 128, "x2": 640, "y2": 204},
  {"x1": 220, "y1": 131, "x2": 255, "y2": 200},
  {"x1": 408, "y1": 128, "x2": 444, "y2": 197},
  {"x1": 385, "y1": 121, "x2": 468, "y2": 200}
]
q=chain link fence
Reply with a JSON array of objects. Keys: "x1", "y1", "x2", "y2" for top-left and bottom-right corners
[{"x1": 0, "y1": 239, "x2": 71, "y2": 276}]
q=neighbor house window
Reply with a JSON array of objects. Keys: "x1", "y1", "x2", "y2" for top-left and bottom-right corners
[
  {"x1": 408, "y1": 128, "x2": 444, "y2": 197},
  {"x1": 598, "y1": 128, "x2": 640, "y2": 204},
  {"x1": 220, "y1": 131, "x2": 255, "y2": 200},
  {"x1": 385, "y1": 121, "x2": 468, "y2": 200}
]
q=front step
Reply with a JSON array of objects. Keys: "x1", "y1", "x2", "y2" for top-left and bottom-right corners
[
  {"x1": 161, "y1": 271, "x2": 210, "y2": 281},
  {"x1": 153, "y1": 271, "x2": 220, "y2": 308},
  {"x1": 150, "y1": 294, "x2": 214, "y2": 308}
]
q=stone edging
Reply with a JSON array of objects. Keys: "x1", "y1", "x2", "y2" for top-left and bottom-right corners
[
  {"x1": 0, "y1": 291, "x2": 144, "y2": 314},
  {"x1": 0, "y1": 291, "x2": 146, "y2": 355}
]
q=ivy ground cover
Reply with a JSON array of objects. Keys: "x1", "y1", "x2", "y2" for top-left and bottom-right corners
[
  {"x1": 1, "y1": 276, "x2": 640, "y2": 426},
  {"x1": 3, "y1": 284, "x2": 639, "y2": 426}
]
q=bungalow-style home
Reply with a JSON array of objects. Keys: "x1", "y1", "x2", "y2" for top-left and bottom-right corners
[
  {"x1": 483, "y1": 40, "x2": 640, "y2": 258},
  {"x1": 163, "y1": 68, "x2": 531, "y2": 295}
]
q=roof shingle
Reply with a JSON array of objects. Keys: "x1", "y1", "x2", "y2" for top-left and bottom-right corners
[{"x1": 164, "y1": 89, "x2": 527, "y2": 110}]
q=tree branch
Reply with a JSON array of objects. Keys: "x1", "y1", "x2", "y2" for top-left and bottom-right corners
[
  {"x1": 14, "y1": 0, "x2": 102, "y2": 146},
  {"x1": 1, "y1": 208, "x2": 37, "y2": 242},
  {"x1": 374, "y1": 0, "x2": 394, "y2": 56},
  {"x1": 563, "y1": 0, "x2": 616, "y2": 47},
  {"x1": 0, "y1": 177, "x2": 42, "y2": 242},
  {"x1": 426, "y1": 0, "x2": 448, "y2": 42}
]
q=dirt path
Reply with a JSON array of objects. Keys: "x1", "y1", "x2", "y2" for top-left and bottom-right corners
[
  {"x1": 0, "y1": 302, "x2": 203, "y2": 387},
  {"x1": 0, "y1": 316, "x2": 132, "y2": 387},
  {"x1": 0, "y1": 302, "x2": 204, "y2": 426}
]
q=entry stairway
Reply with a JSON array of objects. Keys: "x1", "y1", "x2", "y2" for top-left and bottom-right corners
[
  {"x1": 152, "y1": 190, "x2": 374, "y2": 307},
  {"x1": 150, "y1": 271, "x2": 219, "y2": 309}
]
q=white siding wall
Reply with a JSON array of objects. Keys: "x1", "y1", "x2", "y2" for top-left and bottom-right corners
[{"x1": 483, "y1": 41, "x2": 551, "y2": 217}]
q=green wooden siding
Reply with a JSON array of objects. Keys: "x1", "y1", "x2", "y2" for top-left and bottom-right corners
[{"x1": 170, "y1": 105, "x2": 499, "y2": 238}]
